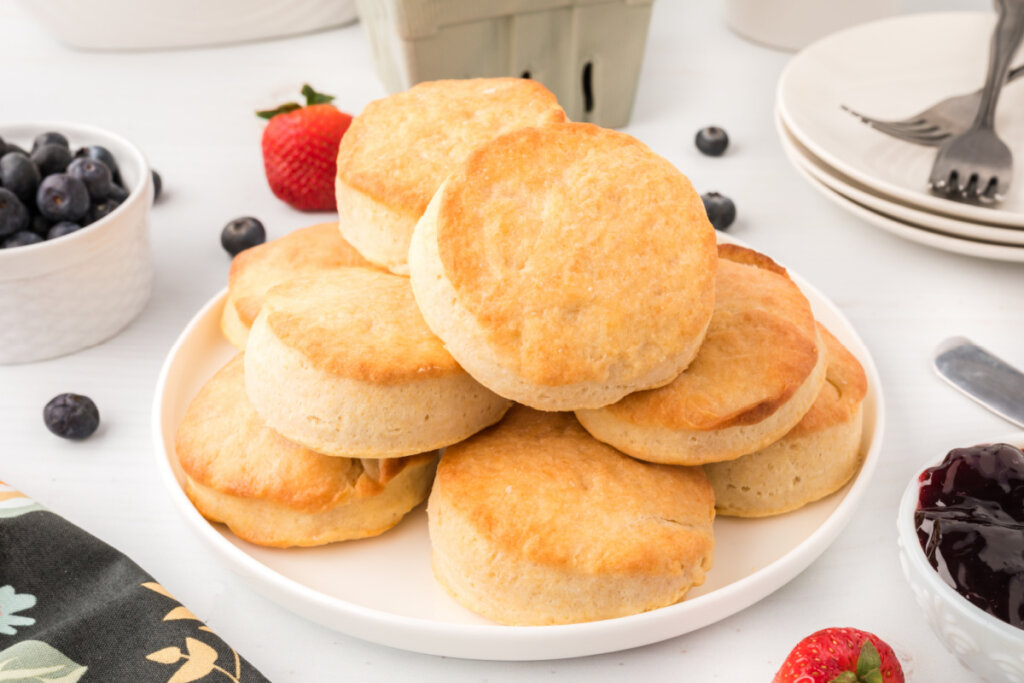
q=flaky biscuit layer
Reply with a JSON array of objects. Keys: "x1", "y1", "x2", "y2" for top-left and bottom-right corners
[
  {"x1": 245, "y1": 268, "x2": 511, "y2": 457},
  {"x1": 175, "y1": 355, "x2": 437, "y2": 547},
  {"x1": 428, "y1": 407, "x2": 715, "y2": 625},
  {"x1": 576, "y1": 245, "x2": 826, "y2": 464},
  {"x1": 336, "y1": 78, "x2": 566, "y2": 273},
  {"x1": 704, "y1": 324, "x2": 868, "y2": 517},
  {"x1": 221, "y1": 222, "x2": 373, "y2": 348},
  {"x1": 409, "y1": 123, "x2": 717, "y2": 410}
]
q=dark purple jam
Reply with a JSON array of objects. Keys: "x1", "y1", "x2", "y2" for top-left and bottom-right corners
[{"x1": 915, "y1": 443, "x2": 1024, "y2": 630}]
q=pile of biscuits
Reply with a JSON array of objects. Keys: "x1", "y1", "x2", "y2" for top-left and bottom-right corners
[{"x1": 175, "y1": 78, "x2": 867, "y2": 626}]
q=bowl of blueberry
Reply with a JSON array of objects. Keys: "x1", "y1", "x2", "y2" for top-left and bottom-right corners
[
  {"x1": 896, "y1": 438, "x2": 1024, "y2": 683},
  {"x1": 0, "y1": 122, "x2": 154, "y2": 364}
]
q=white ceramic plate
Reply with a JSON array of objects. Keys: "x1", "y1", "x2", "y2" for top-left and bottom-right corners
[
  {"x1": 776, "y1": 114, "x2": 1024, "y2": 247},
  {"x1": 152, "y1": 252, "x2": 885, "y2": 661},
  {"x1": 778, "y1": 115, "x2": 1024, "y2": 263},
  {"x1": 777, "y1": 12, "x2": 1024, "y2": 228}
]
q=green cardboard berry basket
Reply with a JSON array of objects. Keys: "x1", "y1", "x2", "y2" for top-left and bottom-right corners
[{"x1": 355, "y1": 0, "x2": 655, "y2": 128}]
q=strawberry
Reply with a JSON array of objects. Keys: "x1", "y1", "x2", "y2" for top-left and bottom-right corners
[
  {"x1": 257, "y1": 84, "x2": 352, "y2": 211},
  {"x1": 773, "y1": 627, "x2": 904, "y2": 683}
]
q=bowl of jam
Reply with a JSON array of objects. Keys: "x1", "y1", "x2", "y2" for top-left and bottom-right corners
[{"x1": 897, "y1": 438, "x2": 1024, "y2": 683}]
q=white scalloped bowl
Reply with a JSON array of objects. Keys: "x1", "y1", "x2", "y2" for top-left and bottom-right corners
[
  {"x1": 896, "y1": 436, "x2": 1024, "y2": 683},
  {"x1": 0, "y1": 122, "x2": 153, "y2": 364}
]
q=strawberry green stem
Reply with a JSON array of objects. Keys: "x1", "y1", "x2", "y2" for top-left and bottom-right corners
[
  {"x1": 256, "y1": 85, "x2": 336, "y2": 120},
  {"x1": 301, "y1": 84, "x2": 335, "y2": 106},
  {"x1": 828, "y1": 640, "x2": 884, "y2": 683}
]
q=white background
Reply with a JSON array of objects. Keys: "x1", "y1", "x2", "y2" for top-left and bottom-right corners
[{"x1": 1, "y1": 0, "x2": 1017, "y2": 680}]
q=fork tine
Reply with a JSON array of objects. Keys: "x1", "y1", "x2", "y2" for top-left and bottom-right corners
[
  {"x1": 951, "y1": 170, "x2": 967, "y2": 194},
  {"x1": 983, "y1": 177, "x2": 1001, "y2": 200},
  {"x1": 907, "y1": 132, "x2": 952, "y2": 143},
  {"x1": 929, "y1": 167, "x2": 954, "y2": 192},
  {"x1": 841, "y1": 104, "x2": 927, "y2": 129},
  {"x1": 840, "y1": 105, "x2": 889, "y2": 126},
  {"x1": 900, "y1": 123, "x2": 941, "y2": 134},
  {"x1": 864, "y1": 120, "x2": 951, "y2": 144},
  {"x1": 875, "y1": 118, "x2": 933, "y2": 133},
  {"x1": 842, "y1": 105, "x2": 953, "y2": 145},
  {"x1": 962, "y1": 173, "x2": 980, "y2": 199}
]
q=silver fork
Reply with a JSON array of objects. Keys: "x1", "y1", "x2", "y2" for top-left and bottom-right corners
[
  {"x1": 842, "y1": 64, "x2": 1024, "y2": 147},
  {"x1": 928, "y1": 0, "x2": 1024, "y2": 201}
]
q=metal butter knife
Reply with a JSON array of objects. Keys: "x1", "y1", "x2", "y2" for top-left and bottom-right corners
[{"x1": 933, "y1": 336, "x2": 1024, "y2": 428}]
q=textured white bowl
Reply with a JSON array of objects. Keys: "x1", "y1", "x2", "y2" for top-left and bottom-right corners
[
  {"x1": 0, "y1": 122, "x2": 153, "y2": 364},
  {"x1": 897, "y1": 436, "x2": 1024, "y2": 683},
  {"x1": 16, "y1": 0, "x2": 357, "y2": 51}
]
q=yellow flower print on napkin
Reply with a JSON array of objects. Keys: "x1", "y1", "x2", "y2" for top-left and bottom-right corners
[{"x1": 141, "y1": 583, "x2": 242, "y2": 683}]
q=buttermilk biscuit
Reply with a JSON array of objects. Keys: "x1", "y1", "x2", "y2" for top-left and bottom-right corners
[
  {"x1": 335, "y1": 78, "x2": 566, "y2": 273},
  {"x1": 175, "y1": 355, "x2": 437, "y2": 548},
  {"x1": 408, "y1": 122, "x2": 718, "y2": 411},
  {"x1": 576, "y1": 244, "x2": 826, "y2": 465},
  {"x1": 221, "y1": 222, "x2": 373, "y2": 349},
  {"x1": 244, "y1": 268, "x2": 511, "y2": 458},
  {"x1": 704, "y1": 324, "x2": 868, "y2": 517},
  {"x1": 428, "y1": 406, "x2": 715, "y2": 625}
]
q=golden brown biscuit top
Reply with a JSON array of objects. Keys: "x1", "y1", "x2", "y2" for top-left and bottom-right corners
[
  {"x1": 434, "y1": 122, "x2": 718, "y2": 386},
  {"x1": 437, "y1": 406, "x2": 715, "y2": 574},
  {"x1": 228, "y1": 222, "x2": 373, "y2": 327},
  {"x1": 261, "y1": 268, "x2": 462, "y2": 383},
  {"x1": 790, "y1": 324, "x2": 868, "y2": 437},
  {"x1": 337, "y1": 78, "x2": 566, "y2": 216},
  {"x1": 603, "y1": 245, "x2": 820, "y2": 430},
  {"x1": 175, "y1": 355, "x2": 433, "y2": 511}
]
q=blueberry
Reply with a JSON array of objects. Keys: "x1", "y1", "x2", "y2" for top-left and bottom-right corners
[
  {"x1": 695, "y1": 126, "x2": 729, "y2": 157},
  {"x1": 30, "y1": 143, "x2": 72, "y2": 176},
  {"x1": 36, "y1": 173, "x2": 90, "y2": 223},
  {"x1": 701, "y1": 192, "x2": 736, "y2": 231},
  {"x1": 87, "y1": 197, "x2": 121, "y2": 223},
  {"x1": 2, "y1": 230, "x2": 43, "y2": 248},
  {"x1": 0, "y1": 152, "x2": 41, "y2": 206},
  {"x1": 107, "y1": 184, "x2": 129, "y2": 202},
  {"x1": 221, "y1": 216, "x2": 266, "y2": 256},
  {"x1": 32, "y1": 131, "x2": 69, "y2": 152},
  {"x1": 47, "y1": 221, "x2": 83, "y2": 240},
  {"x1": 0, "y1": 188, "x2": 29, "y2": 237},
  {"x1": 77, "y1": 145, "x2": 121, "y2": 184},
  {"x1": 152, "y1": 170, "x2": 162, "y2": 201},
  {"x1": 67, "y1": 157, "x2": 113, "y2": 201},
  {"x1": 43, "y1": 393, "x2": 100, "y2": 440},
  {"x1": 4, "y1": 143, "x2": 28, "y2": 158},
  {"x1": 30, "y1": 214, "x2": 52, "y2": 236}
]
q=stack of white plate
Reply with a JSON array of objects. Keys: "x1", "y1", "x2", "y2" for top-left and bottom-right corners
[{"x1": 776, "y1": 11, "x2": 1024, "y2": 262}]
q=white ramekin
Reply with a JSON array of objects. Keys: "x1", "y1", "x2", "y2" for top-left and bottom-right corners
[
  {"x1": 0, "y1": 121, "x2": 153, "y2": 364},
  {"x1": 724, "y1": 0, "x2": 898, "y2": 52},
  {"x1": 896, "y1": 436, "x2": 1024, "y2": 683},
  {"x1": 15, "y1": 0, "x2": 356, "y2": 50}
]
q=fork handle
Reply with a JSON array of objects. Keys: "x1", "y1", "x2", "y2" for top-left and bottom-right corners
[{"x1": 974, "y1": 0, "x2": 1024, "y2": 128}]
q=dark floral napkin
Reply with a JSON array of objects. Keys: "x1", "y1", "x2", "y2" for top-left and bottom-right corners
[{"x1": 0, "y1": 481, "x2": 269, "y2": 682}]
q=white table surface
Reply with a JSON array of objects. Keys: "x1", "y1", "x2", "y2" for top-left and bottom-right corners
[{"x1": 1, "y1": 0, "x2": 1017, "y2": 680}]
